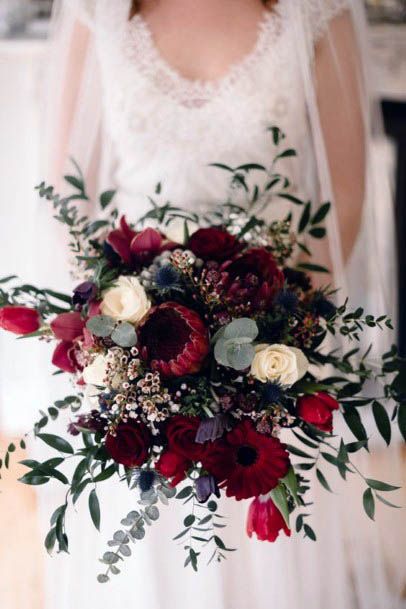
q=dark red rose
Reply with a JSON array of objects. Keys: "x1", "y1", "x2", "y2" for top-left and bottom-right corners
[
  {"x1": 105, "y1": 421, "x2": 151, "y2": 467},
  {"x1": 106, "y1": 216, "x2": 177, "y2": 266},
  {"x1": 246, "y1": 495, "x2": 291, "y2": 542},
  {"x1": 201, "y1": 420, "x2": 290, "y2": 500},
  {"x1": 51, "y1": 312, "x2": 85, "y2": 342},
  {"x1": 221, "y1": 248, "x2": 284, "y2": 312},
  {"x1": 155, "y1": 450, "x2": 191, "y2": 486},
  {"x1": 166, "y1": 415, "x2": 205, "y2": 460},
  {"x1": 138, "y1": 302, "x2": 210, "y2": 377},
  {"x1": 297, "y1": 392, "x2": 339, "y2": 433},
  {"x1": 0, "y1": 306, "x2": 41, "y2": 335},
  {"x1": 187, "y1": 227, "x2": 242, "y2": 262}
]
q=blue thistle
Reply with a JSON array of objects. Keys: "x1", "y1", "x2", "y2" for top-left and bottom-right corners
[
  {"x1": 139, "y1": 470, "x2": 155, "y2": 492},
  {"x1": 263, "y1": 382, "x2": 283, "y2": 404},
  {"x1": 154, "y1": 265, "x2": 180, "y2": 290},
  {"x1": 275, "y1": 289, "x2": 299, "y2": 313},
  {"x1": 311, "y1": 292, "x2": 336, "y2": 320}
]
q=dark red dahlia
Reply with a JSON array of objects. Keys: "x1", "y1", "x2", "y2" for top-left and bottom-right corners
[
  {"x1": 187, "y1": 227, "x2": 242, "y2": 262},
  {"x1": 106, "y1": 216, "x2": 177, "y2": 266},
  {"x1": 201, "y1": 420, "x2": 290, "y2": 500},
  {"x1": 221, "y1": 248, "x2": 284, "y2": 312},
  {"x1": 138, "y1": 302, "x2": 210, "y2": 377},
  {"x1": 246, "y1": 495, "x2": 291, "y2": 542},
  {"x1": 105, "y1": 421, "x2": 151, "y2": 467}
]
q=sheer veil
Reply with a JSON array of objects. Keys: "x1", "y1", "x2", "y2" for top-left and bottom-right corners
[{"x1": 39, "y1": 1, "x2": 403, "y2": 608}]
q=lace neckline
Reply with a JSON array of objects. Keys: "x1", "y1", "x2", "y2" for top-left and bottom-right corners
[{"x1": 126, "y1": 6, "x2": 285, "y2": 107}]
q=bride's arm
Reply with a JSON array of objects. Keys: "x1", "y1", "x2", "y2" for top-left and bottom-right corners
[{"x1": 314, "y1": 10, "x2": 366, "y2": 265}]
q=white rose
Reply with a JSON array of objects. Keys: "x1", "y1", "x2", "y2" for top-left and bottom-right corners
[
  {"x1": 83, "y1": 354, "x2": 108, "y2": 387},
  {"x1": 250, "y1": 343, "x2": 308, "y2": 386},
  {"x1": 164, "y1": 218, "x2": 198, "y2": 245},
  {"x1": 101, "y1": 276, "x2": 151, "y2": 324}
]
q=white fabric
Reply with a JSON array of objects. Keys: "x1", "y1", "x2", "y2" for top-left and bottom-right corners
[{"x1": 37, "y1": 2, "x2": 403, "y2": 609}]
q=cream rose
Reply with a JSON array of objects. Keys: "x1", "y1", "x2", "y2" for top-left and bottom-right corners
[
  {"x1": 250, "y1": 343, "x2": 308, "y2": 386},
  {"x1": 101, "y1": 276, "x2": 151, "y2": 324},
  {"x1": 82, "y1": 354, "x2": 108, "y2": 387}
]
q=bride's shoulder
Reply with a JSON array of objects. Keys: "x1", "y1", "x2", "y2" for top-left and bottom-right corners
[{"x1": 300, "y1": 0, "x2": 350, "y2": 40}]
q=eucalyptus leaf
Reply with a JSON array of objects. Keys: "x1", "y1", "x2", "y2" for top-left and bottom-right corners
[
  {"x1": 223, "y1": 318, "x2": 258, "y2": 341},
  {"x1": 89, "y1": 489, "x2": 101, "y2": 531},
  {"x1": 86, "y1": 315, "x2": 116, "y2": 338},
  {"x1": 111, "y1": 322, "x2": 137, "y2": 348}
]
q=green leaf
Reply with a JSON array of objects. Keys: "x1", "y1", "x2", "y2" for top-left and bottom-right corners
[
  {"x1": 270, "y1": 484, "x2": 290, "y2": 528},
  {"x1": 342, "y1": 408, "x2": 368, "y2": 444},
  {"x1": 298, "y1": 202, "x2": 311, "y2": 234},
  {"x1": 183, "y1": 514, "x2": 195, "y2": 527},
  {"x1": 19, "y1": 473, "x2": 50, "y2": 485},
  {"x1": 111, "y1": 322, "x2": 137, "y2": 348},
  {"x1": 316, "y1": 468, "x2": 333, "y2": 493},
  {"x1": 89, "y1": 489, "x2": 101, "y2": 531},
  {"x1": 363, "y1": 488, "x2": 375, "y2": 520},
  {"x1": 285, "y1": 444, "x2": 314, "y2": 460},
  {"x1": 176, "y1": 486, "x2": 193, "y2": 500},
  {"x1": 311, "y1": 202, "x2": 331, "y2": 225},
  {"x1": 276, "y1": 148, "x2": 297, "y2": 160},
  {"x1": 303, "y1": 524, "x2": 316, "y2": 541},
  {"x1": 296, "y1": 263, "x2": 330, "y2": 274},
  {"x1": 94, "y1": 464, "x2": 117, "y2": 482},
  {"x1": 372, "y1": 401, "x2": 391, "y2": 446},
  {"x1": 308, "y1": 227, "x2": 326, "y2": 239},
  {"x1": 64, "y1": 175, "x2": 84, "y2": 190},
  {"x1": 375, "y1": 493, "x2": 401, "y2": 509},
  {"x1": 44, "y1": 528, "x2": 57, "y2": 554},
  {"x1": 282, "y1": 467, "x2": 300, "y2": 505},
  {"x1": 398, "y1": 403, "x2": 406, "y2": 442},
  {"x1": 86, "y1": 315, "x2": 116, "y2": 338},
  {"x1": 365, "y1": 479, "x2": 400, "y2": 492},
  {"x1": 100, "y1": 190, "x2": 116, "y2": 209},
  {"x1": 37, "y1": 433, "x2": 74, "y2": 455}
]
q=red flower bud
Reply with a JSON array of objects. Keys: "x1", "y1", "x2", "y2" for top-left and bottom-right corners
[
  {"x1": 246, "y1": 495, "x2": 291, "y2": 542},
  {"x1": 52, "y1": 341, "x2": 77, "y2": 373},
  {"x1": 0, "y1": 306, "x2": 41, "y2": 335},
  {"x1": 51, "y1": 312, "x2": 85, "y2": 342},
  {"x1": 297, "y1": 392, "x2": 339, "y2": 433}
]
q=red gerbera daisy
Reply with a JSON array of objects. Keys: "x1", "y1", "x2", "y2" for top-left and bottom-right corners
[
  {"x1": 138, "y1": 302, "x2": 210, "y2": 377},
  {"x1": 201, "y1": 420, "x2": 290, "y2": 500}
]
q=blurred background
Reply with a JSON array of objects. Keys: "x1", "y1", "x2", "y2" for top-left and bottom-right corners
[{"x1": 0, "y1": 1, "x2": 405, "y2": 608}]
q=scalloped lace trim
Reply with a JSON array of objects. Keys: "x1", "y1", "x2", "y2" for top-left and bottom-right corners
[{"x1": 125, "y1": 9, "x2": 284, "y2": 107}]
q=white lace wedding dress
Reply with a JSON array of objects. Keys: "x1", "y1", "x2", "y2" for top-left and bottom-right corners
[{"x1": 39, "y1": 1, "x2": 404, "y2": 609}]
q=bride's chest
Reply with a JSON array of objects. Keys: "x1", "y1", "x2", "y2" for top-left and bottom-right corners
[{"x1": 92, "y1": 6, "x2": 309, "y2": 154}]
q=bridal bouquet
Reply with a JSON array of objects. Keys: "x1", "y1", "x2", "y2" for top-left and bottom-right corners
[{"x1": 1, "y1": 128, "x2": 404, "y2": 581}]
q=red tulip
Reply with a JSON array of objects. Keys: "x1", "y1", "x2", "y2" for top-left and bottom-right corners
[
  {"x1": 297, "y1": 392, "x2": 339, "y2": 433},
  {"x1": 52, "y1": 341, "x2": 77, "y2": 373},
  {"x1": 247, "y1": 495, "x2": 291, "y2": 542},
  {"x1": 0, "y1": 306, "x2": 41, "y2": 335},
  {"x1": 51, "y1": 312, "x2": 85, "y2": 342}
]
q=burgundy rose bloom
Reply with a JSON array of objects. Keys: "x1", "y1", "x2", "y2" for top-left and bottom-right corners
[
  {"x1": 51, "y1": 312, "x2": 85, "y2": 342},
  {"x1": 155, "y1": 450, "x2": 191, "y2": 486},
  {"x1": 138, "y1": 302, "x2": 210, "y2": 377},
  {"x1": 106, "y1": 216, "x2": 177, "y2": 266},
  {"x1": 297, "y1": 392, "x2": 339, "y2": 433},
  {"x1": 201, "y1": 420, "x2": 290, "y2": 500},
  {"x1": 166, "y1": 415, "x2": 205, "y2": 460},
  {"x1": 105, "y1": 421, "x2": 151, "y2": 467},
  {"x1": 221, "y1": 248, "x2": 284, "y2": 312},
  {"x1": 187, "y1": 227, "x2": 242, "y2": 261},
  {"x1": 246, "y1": 495, "x2": 291, "y2": 542},
  {"x1": 0, "y1": 306, "x2": 41, "y2": 335}
]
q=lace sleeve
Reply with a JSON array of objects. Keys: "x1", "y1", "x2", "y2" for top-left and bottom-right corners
[{"x1": 303, "y1": 0, "x2": 350, "y2": 43}]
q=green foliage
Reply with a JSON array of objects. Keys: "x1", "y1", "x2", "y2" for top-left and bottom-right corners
[{"x1": 213, "y1": 318, "x2": 258, "y2": 371}]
